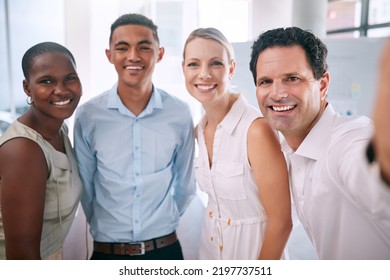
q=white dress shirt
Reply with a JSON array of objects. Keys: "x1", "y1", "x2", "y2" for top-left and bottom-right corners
[{"x1": 284, "y1": 104, "x2": 390, "y2": 259}]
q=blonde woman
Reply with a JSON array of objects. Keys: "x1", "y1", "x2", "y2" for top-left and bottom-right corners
[{"x1": 182, "y1": 28, "x2": 292, "y2": 259}]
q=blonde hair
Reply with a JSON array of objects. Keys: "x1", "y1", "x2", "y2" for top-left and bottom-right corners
[{"x1": 182, "y1": 27, "x2": 235, "y2": 63}]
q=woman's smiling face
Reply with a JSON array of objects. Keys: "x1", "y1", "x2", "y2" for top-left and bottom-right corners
[
  {"x1": 23, "y1": 52, "x2": 82, "y2": 121},
  {"x1": 182, "y1": 37, "x2": 235, "y2": 106}
]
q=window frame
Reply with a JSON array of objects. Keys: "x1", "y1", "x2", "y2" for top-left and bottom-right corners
[{"x1": 327, "y1": 0, "x2": 390, "y2": 37}]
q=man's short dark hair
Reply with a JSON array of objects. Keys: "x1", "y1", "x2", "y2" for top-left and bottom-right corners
[
  {"x1": 249, "y1": 27, "x2": 328, "y2": 85},
  {"x1": 109, "y1": 13, "x2": 159, "y2": 44}
]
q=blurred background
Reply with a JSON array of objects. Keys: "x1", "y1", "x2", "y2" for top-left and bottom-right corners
[{"x1": 1, "y1": 0, "x2": 389, "y2": 260}]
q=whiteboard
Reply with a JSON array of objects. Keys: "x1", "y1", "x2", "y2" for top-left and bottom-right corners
[{"x1": 324, "y1": 37, "x2": 385, "y2": 117}]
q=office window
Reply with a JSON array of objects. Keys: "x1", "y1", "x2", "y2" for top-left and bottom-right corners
[
  {"x1": 0, "y1": 0, "x2": 64, "y2": 117},
  {"x1": 369, "y1": 0, "x2": 390, "y2": 24},
  {"x1": 327, "y1": 0, "x2": 390, "y2": 37},
  {"x1": 154, "y1": 0, "x2": 187, "y2": 56},
  {"x1": 0, "y1": 0, "x2": 10, "y2": 112},
  {"x1": 327, "y1": 0, "x2": 361, "y2": 32},
  {"x1": 368, "y1": 0, "x2": 390, "y2": 36},
  {"x1": 368, "y1": 26, "x2": 390, "y2": 36},
  {"x1": 327, "y1": 0, "x2": 390, "y2": 38},
  {"x1": 198, "y1": 0, "x2": 250, "y2": 42}
]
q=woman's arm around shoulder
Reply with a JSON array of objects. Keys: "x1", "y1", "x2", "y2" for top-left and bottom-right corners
[
  {"x1": 247, "y1": 117, "x2": 292, "y2": 260},
  {"x1": 0, "y1": 138, "x2": 47, "y2": 259}
]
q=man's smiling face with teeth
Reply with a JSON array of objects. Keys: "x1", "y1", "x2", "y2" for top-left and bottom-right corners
[
  {"x1": 255, "y1": 45, "x2": 329, "y2": 141},
  {"x1": 106, "y1": 24, "x2": 164, "y2": 91},
  {"x1": 271, "y1": 105, "x2": 295, "y2": 112}
]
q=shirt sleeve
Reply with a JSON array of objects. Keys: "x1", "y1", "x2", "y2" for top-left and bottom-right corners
[
  {"x1": 171, "y1": 105, "x2": 196, "y2": 216},
  {"x1": 334, "y1": 129, "x2": 390, "y2": 234},
  {"x1": 337, "y1": 130, "x2": 390, "y2": 199},
  {"x1": 73, "y1": 107, "x2": 96, "y2": 223}
]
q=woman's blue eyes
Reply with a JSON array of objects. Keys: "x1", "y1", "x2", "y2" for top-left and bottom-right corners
[
  {"x1": 211, "y1": 61, "x2": 223, "y2": 66},
  {"x1": 187, "y1": 61, "x2": 224, "y2": 67}
]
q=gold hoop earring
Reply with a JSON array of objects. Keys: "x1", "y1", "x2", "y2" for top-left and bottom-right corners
[{"x1": 26, "y1": 96, "x2": 33, "y2": 105}]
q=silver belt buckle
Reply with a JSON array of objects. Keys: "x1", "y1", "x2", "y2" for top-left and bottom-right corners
[{"x1": 127, "y1": 242, "x2": 145, "y2": 255}]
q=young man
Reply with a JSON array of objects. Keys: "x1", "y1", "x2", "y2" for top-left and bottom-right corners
[
  {"x1": 249, "y1": 27, "x2": 390, "y2": 259},
  {"x1": 74, "y1": 13, "x2": 195, "y2": 260}
]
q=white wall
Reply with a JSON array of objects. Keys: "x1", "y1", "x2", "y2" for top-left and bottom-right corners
[{"x1": 250, "y1": 0, "x2": 293, "y2": 40}]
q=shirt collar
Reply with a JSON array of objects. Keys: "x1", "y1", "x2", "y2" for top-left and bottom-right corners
[
  {"x1": 293, "y1": 103, "x2": 336, "y2": 160},
  {"x1": 143, "y1": 86, "x2": 163, "y2": 115},
  {"x1": 107, "y1": 83, "x2": 163, "y2": 117},
  {"x1": 212, "y1": 94, "x2": 246, "y2": 135}
]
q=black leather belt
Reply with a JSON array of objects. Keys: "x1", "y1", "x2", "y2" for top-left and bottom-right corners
[{"x1": 93, "y1": 232, "x2": 177, "y2": 256}]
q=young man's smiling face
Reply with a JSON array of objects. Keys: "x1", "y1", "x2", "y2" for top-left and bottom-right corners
[{"x1": 106, "y1": 24, "x2": 164, "y2": 91}]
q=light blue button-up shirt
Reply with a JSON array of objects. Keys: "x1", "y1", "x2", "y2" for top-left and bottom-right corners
[{"x1": 74, "y1": 84, "x2": 195, "y2": 242}]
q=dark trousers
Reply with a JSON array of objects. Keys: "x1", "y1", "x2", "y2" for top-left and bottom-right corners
[{"x1": 90, "y1": 240, "x2": 184, "y2": 260}]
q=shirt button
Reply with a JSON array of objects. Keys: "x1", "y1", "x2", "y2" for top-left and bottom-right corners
[{"x1": 135, "y1": 172, "x2": 139, "y2": 176}]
